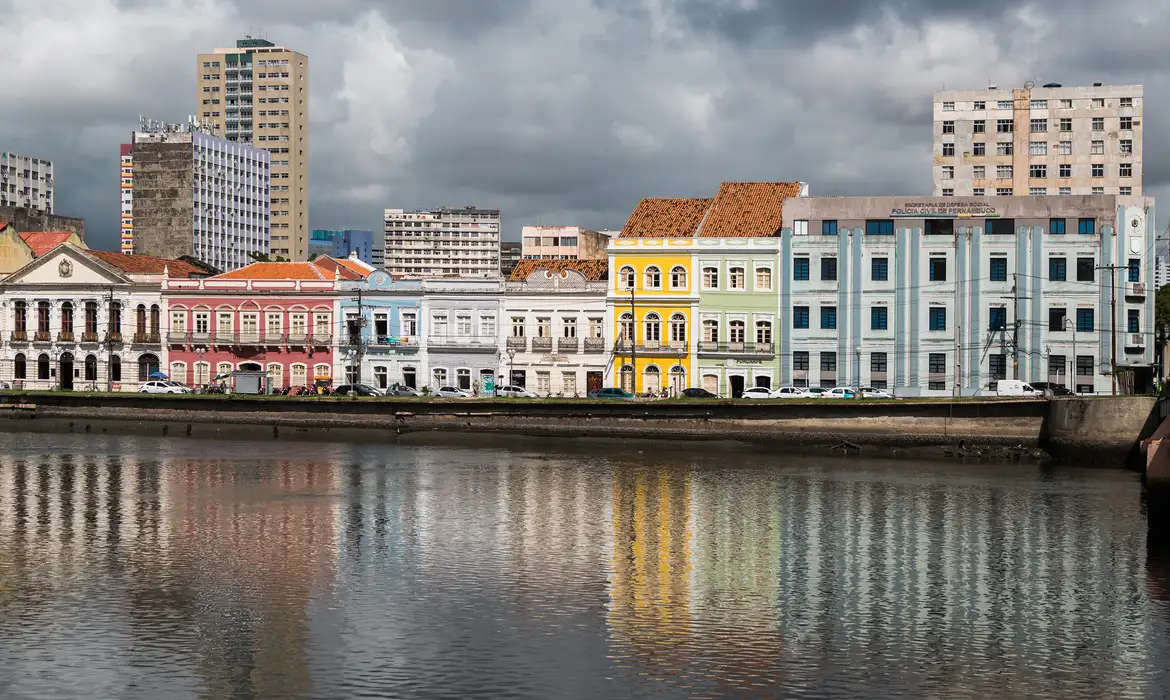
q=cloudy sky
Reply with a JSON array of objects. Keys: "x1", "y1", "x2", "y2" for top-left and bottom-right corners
[{"x1": 2, "y1": 0, "x2": 1167, "y2": 251}]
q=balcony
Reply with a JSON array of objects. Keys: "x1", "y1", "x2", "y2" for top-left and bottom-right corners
[
  {"x1": 1126, "y1": 333, "x2": 1147, "y2": 350},
  {"x1": 557, "y1": 337, "x2": 579, "y2": 354},
  {"x1": 189, "y1": 332, "x2": 212, "y2": 347},
  {"x1": 106, "y1": 331, "x2": 123, "y2": 344},
  {"x1": 309, "y1": 334, "x2": 332, "y2": 348},
  {"x1": 372, "y1": 336, "x2": 418, "y2": 352},
  {"x1": 583, "y1": 337, "x2": 606, "y2": 353},
  {"x1": 428, "y1": 335, "x2": 499, "y2": 353},
  {"x1": 696, "y1": 341, "x2": 776, "y2": 356},
  {"x1": 57, "y1": 331, "x2": 74, "y2": 343},
  {"x1": 637, "y1": 341, "x2": 689, "y2": 355},
  {"x1": 9, "y1": 331, "x2": 27, "y2": 343},
  {"x1": 81, "y1": 331, "x2": 99, "y2": 344},
  {"x1": 132, "y1": 332, "x2": 161, "y2": 345},
  {"x1": 33, "y1": 331, "x2": 51, "y2": 343},
  {"x1": 286, "y1": 332, "x2": 308, "y2": 347},
  {"x1": 532, "y1": 337, "x2": 553, "y2": 352},
  {"x1": 167, "y1": 332, "x2": 188, "y2": 345},
  {"x1": 1127, "y1": 283, "x2": 1147, "y2": 300},
  {"x1": 506, "y1": 337, "x2": 527, "y2": 351}
]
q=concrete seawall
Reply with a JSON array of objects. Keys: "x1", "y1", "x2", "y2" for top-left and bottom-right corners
[{"x1": 0, "y1": 393, "x2": 1155, "y2": 467}]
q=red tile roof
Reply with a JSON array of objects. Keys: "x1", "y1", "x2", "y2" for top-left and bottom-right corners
[
  {"x1": 312, "y1": 256, "x2": 371, "y2": 279},
  {"x1": 213, "y1": 262, "x2": 333, "y2": 281},
  {"x1": 619, "y1": 198, "x2": 712, "y2": 238},
  {"x1": 89, "y1": 249, "x2": 207, "y2": 277},
  {"x1": 697, "y1": 182, "x2": 803, "y2": 238},
  {"x1": 508, "y1": 258, "x2": 609, "y2": 282},
  {"x1": 19, "y1": 231, "x2": 74, "y2": 256}
]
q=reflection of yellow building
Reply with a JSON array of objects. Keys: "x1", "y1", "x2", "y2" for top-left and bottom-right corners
[
  {"x1": 608, "y1": 467, "x2": 693, "y2": 679},
  {"x1": 608, "y1": 197, "x2": 708, "y2": 394}
]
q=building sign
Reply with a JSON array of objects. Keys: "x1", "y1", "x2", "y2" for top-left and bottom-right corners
[
  {"x1": 730, "y1": 359, "x2": 764, "y2": 367},
  {"x1": 542, "y1": 354, "x2": 569, "y2": 363},
  {"x1": 890, "y1": 201, "x2": 999, "y2": 218}
]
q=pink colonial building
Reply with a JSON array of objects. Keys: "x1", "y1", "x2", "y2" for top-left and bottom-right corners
[{"x1": 163, "y1": 258, "x2": 370, "y2": 390}]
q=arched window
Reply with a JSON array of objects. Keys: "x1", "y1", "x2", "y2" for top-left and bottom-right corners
[
  {"x1": 37, "y1": 353, "x2": 49, "y2": 380},
  {"x1": 110, "y1": 355, "x2": 121, "y2": 382},
  {"x1": 84, "y1": 302, "x2": 98, "y2": 337},
  {"x1": 13, "y1": 353, "x2": 26, "y2": 380},
  {"x1": 109, "y1": 302, "x2": 122, "y2": 338},
  {"x1": 618, "y1": 266, "x2": 635, "y2": 291},
  {"x1": 729, "y1": 320, "x2": 746, "y2": 343},
  {"x1": 702, "y1": 319, "x2": 719, "y2": 343},
  {"x1": 217, "y1": 362, "x2": 233, "y2": 380},
  {"x1": 136, "y1": 304, "x2": 147, "y2": 335},
  {"x1": 755, "y1": 267, "x2": 773, "y2": 291},
  {"x1": 619, "y1": 312, "x2": 634, "y2": 342},
  {"x1": 619, "y1": 365, "x2": 634, "y2": 393},
  {"x1": 170, "y1": 362, "x2": 187, "y2": 385},
  {"x1": 314, "y1": 363, "x2": 331, "y2": 381},
  {"x1": 670, "y1": 366, "x2": 686, "y2": 394},
  {"x1": 36, "y1": 302, "x2": 50, "y2": 338},
  {"x1": 670, "y1": 266, "x2": 687, "y2": 289},
  {"x1": 643, "y1": 365, "x2": 661, "y2": 392},
  {"x1": 138, "y1": 353, "x2": 160, "y2": 382},
  {"x1": 456, "y1": 368, "x2": 472, "y2": 390},
  {"x1": 60, "y1": 302, "x2": 74, "y2": 338},
  {"x1": 669, "y1": 313, "x2": 687, "y2": 345},
  {"x1": 729, "y1": 267, "x2": 746, "y2": 290},
  {"x1": 194, "y1": 362, "x2": 211, "y2": 386},
  {"x1": 267, "y1": 363, "x2": 283, "y2": 389},
  {"x1": 702, "y1": 266, "x2": 719, "y2": 289},
  {"x1": 290, "y1": 364, "x2": 307, "y2": 387},
  {"x1": 644, "y1": 266, "x2": 661, "y2": 290},
  {"x1": 150, "y1": 305, "x2": 161, "y2": 337},
  {"x1": 643, "y1": 313, "x2": 661, "y2": 344},
  {"x1": 756, "y1": 320, "x2": 773, "y2": 345},
  {"x1": 13, "y1": 300, "x2": 26, "y2": 334},
  {"x1": 84, "y1": 354, "x2": 97, "y2": 381}
]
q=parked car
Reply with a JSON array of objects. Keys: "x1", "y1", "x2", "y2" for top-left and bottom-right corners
[
  {"x1": 995, "y1": 379, "x2": 1041, "y2": 397},
  {"x1": 496, "y1": 384, "x2": 537, "y2": 398},
  {"x1": 770, "y1": 387, "x2": 805, "y2": 398},
  {"x1": 139, "y1": 380, "x2": 191, "y2": 394},
  {"x1": 1030, "y1": 381, "x2": 1074, "y2": 397},
  {"x1": 588, "y1": 387, "x2": 633, "y2": 399},
  {"x1": 741, "y1": 387, "x2": 775, "y2": 400},
  {"x1": 334, "y1": 384, "x2": 383, "y2": 397},
  {"x1": 436, "y1": 386, "x2": 473, "y2": 398},
  {"x1": 386, "y1": 383, "x2": 422, "y2": 397},
  {"x1": 822, "y1": 387, "x2": 857, "y2": 399},
  {"x1": 681, "y1": 387, "x2": 719, "y2": 399},
  {"x1": 860, "y1": 386, "x2": 893, "y2": 399},
  {"x1": 799, "y1": 387, "x2": 830, "y2": 398}
]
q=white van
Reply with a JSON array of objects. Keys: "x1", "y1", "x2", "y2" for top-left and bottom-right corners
[{"x1": 993, "y1": 380, "x2": 1041, "y2": 397}]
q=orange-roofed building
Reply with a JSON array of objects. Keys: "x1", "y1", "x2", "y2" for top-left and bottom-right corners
[
  {"x1": 608, "y1": 181, "x2": 807, "y2": 396},
  {"x1": 0, "y1": 226, "x2": 86, "y2": 277},
  {"x1": 504, "y1": 258, "x2": 609, "y2": 396}
]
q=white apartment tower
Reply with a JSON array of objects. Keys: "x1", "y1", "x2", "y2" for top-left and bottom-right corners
[
  {"x1": 0, "y1": 153, "x2": 53, "y2": 212},
  {"x1": 383, "y1": 206, "x2": 502, "y2": 277},
  {"x1": 932, "y1": 83, "x2": 1143, "y2": 198},
  {"x1": 197, "y1": 37, "x2": 308, "y2": 260}
]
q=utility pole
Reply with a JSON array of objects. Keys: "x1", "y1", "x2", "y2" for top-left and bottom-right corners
[
  {"x1": 347, "y1": 286, "x2": 373, "y2": 387},
  {"x1": 1002, "y1": 274, "x2": 1030, "y2": 381},
  {"x1": 1098, "y1": 263, "x2": 1125, "y2": 395},
  {"x1": 104, "y1": 287, "x2": 116, "y2": 393},
  {"x1": 629, "y1": 288, "x2": 637, "y2": 394}
]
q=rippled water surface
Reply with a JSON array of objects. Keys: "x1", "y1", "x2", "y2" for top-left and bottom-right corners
[{"x1": 1, "y1": 433, "x2": 1169, "y2": 699}]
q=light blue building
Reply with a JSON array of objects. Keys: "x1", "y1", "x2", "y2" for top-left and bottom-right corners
[
  {"x1": 311, "y1": 229, "x2": 376, "y2": 267},
  {"x1": 337, "y1": 270, "x2": 423, "y2": 389}
]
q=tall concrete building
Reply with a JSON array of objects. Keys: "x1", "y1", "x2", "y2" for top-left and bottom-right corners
[
  {"x1": 932, "y1": 83, "x2": 1143, "y2": 197},
  {"x1": 124, "y1": 117, "x2": 270, "y2": 271},
  {"x1": 197, "y1": 37, "x2": 308, "y2": 260},
  {"x1": 520, "y1": 226, "x2": 614, "y2": 260},
  {"x1": 309, "y1": 228, "x2": 375, "y2": 266},
  {"x1": 383, "y1": 206, "x2": 501, "y2": 277},
  {"x1": 0, "y1": 152, "x2": 53, "y2": 213}
]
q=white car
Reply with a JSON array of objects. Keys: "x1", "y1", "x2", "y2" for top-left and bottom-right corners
[
  {"x1": 495, "y1": 385, "x2": 536, "y2": 398},
  {"x1": 800, "y1": 387, "x2": 830, "y2": 398},
  {"x1": 822, "y1": 387, "x2": 857, "y2": 399},
  {"x1": 741, "y1": 387, "x2": 775, "y2": 400},
  {"x1": 139, "y1": 380, "x2": 191, "y2": 394},
  {"x1": 435, "y1": 386, "x2": 472, "y2": 398},
  {"x1": 771, "y1": 387, "x2": 805, "y2": 398},
  {"x1": 860, "y1": 386, "x2": 893, "y2": 399}
]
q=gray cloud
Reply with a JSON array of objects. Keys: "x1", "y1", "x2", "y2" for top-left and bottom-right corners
[{"x1": 2, "y1": 0, "x2": 1168, "y2": 253}]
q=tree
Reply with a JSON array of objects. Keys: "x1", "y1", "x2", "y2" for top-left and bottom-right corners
[{"x1": 1158, "y1": 284, "x2": 1170, "y2": 334}]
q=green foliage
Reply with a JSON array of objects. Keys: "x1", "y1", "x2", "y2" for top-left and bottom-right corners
[{"x1": 1157, "y1": 284, "x2": 1170, "y2": 334}]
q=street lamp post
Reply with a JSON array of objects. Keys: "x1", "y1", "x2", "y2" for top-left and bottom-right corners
[
  {"x1": 195, "y1": 347, "x2": 205, "y2": 391},
  {"x1": 506, "y1": 347, "x2": 516, "y2": 389}
]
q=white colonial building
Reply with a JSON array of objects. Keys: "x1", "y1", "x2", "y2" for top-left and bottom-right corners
[
  {"x1": 420, "y1": 277, "x2": 504, "y2": 394},
  {"x1": 503, "y1": 259, "x2": 609, "y2": 397},
  {"x1": 0, "y1": 244, "x2": 212, "y2": 391}
]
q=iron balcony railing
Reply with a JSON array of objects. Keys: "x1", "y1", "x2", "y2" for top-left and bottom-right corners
[
  {"x1": 696, "y1": 341, "x2": 776, "y2": 355},
  {"x1": 506, "y1": 337, "x2": 527, "y2": 351},
  {"x1": 583, "y1": 338, "x2": 606, "y2": 353},
  {"x1": 132, "y1": 332, "x2": 162, "y2": 345},
  {"x1": 557, "y1": 338, "x2": 579, "y2": 353},
  {"x1": 531, "y1": 337, "x2": 553, "y2": 352},
  {"x1": 9, "y1": 331, "x2": 27, "y2": 343}
]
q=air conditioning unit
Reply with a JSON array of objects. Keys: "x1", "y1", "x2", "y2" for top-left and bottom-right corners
[
  {"x1": 1130, "y1": 282, "x2": 1147, "y2": 296},
  {"x1": 1131, "y1": 333, "x2": 1145, "y2": 346}
]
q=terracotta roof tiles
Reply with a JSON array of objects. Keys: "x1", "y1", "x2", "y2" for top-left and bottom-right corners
[
  {"x1": 212, "y1": 262, "x2": 331, "y2": 281},
  {"x1": 19, "y1": 231, "x2": 74, "y2": 256},
  {"x1": 508, "y1": 258, "x2": 609, "y2": 282},
  {"x1": 697, "y1": 182, "x2": 803, "y2": 238},
  {"x1": 89, "y1": 250, "x2": 207, "y2": 277},
  {"x1": 618, "y1": 198, "x2": 712, "y2": 239}
]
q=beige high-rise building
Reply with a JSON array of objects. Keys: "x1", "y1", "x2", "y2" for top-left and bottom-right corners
[
  {"x1": 197, "y1": 37, "x2": 309, "y2": 260},
  {"x1": 932, "y1": 83, "x2": 1143, "y2": 198}
]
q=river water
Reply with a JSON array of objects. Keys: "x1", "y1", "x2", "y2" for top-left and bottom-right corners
[{"x1": 0, "y1": 433, "x2": 1168, "y2": 699}]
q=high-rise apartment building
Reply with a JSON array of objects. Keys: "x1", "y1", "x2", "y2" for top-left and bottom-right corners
[
  {"x1": 383, "y1": 206, "x2": 501, "y2": 277},
  {"x1": 197, "y1": 37, "x2": 308, "y2": 260},
  {"x1": 0, "y1": 152, "x2": 53, "y2": 213},
  {"x1": 309, "y1": 229, "x2": 375, "y2": 266},
  {"x1": 932, "y1": 83, "x2": 1143, "y2": 197},
  {"x1": 124, "y1": 117, "x2": 270, "y2": 271}
]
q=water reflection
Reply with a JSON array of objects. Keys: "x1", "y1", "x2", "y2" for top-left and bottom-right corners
[{"x1": 0, "y1": 435, "x2": 1167, "y2": 699}]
